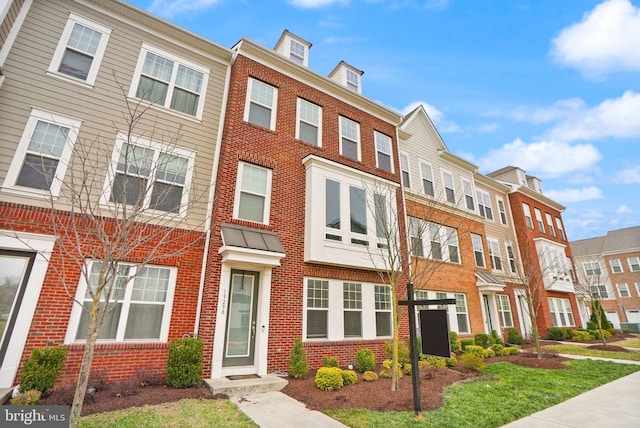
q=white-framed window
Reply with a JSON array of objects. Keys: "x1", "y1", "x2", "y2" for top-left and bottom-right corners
[
  {"x1": 534, "y1": 208, "x2": 545, "y2": 232},
  {"x1": 545, "y1": 213, "x2": 556, "y2": 237},
  {"x1": 102, "y1": 133, "x2": 195, "y2": 215},
  {"x1": 375, "y1": 131, "x2": 393, "y2": 172},
  {"x1": 129, "y1": 44, "x2": 209, "y2": 119},
  {"x1": 477, "y1": 190, "x2": 493, "y2": 220},
  {"x1": 233, "y1": 162, "x2": 272, "y2": 224},
  {"x1": 555, "y1": 217, "x2": 566, "y2": 240},
  {"x1": 487, "y1": 238, "x2": 503, "y2": 271},
  {"x1": 548, "y1": 297, "x2": 575, "y2": 327},
  {"x1": 617, "y1": 283, "x2": 630, "y2": 298},
  {"x1": 296, "y1": 98, "x2": 321, "y2": 146},
  {"x1": 289, "y1": 39, "x2": 306, "y2": 65},
  {"x1": 67, "y1": 261, "x2": 176, "y2": 343},
  {"x1": 455, "y1": 293, "x2": 470, "y2": 333},
  {"x1": 610, "y1": 259, "x2": 623, "y2": 273},
  {"x1": 339, "y1": 116, "x2": 360, "y2": 161},
  {"x1": 635, "y1": 282, "x2": 640, "y2": 297},
  {"x1": 497, "y1": 197, "x2": 508, "y2": 225},
  {"x1": 243, "y1": 77, "x2": 277, "y2": 129},
  {"x1": 414, "y1": 290, "x2": 469, "y2": 334},
  {"x1": 346, "y1": 68, "x2": 360, "y2": 92},
  {"x1": 583, "y1": 261, "x2": 602, "y2": 277},
  {"x1": 471, "y1": 233, "x2": 485, "y2": 267},
  {"x1": 3, "y1": 108, "x2": 81, "y2": 197},
  {"x1": 343, "y1": 282, "x2": 362, "y2": 338},
  {"x1": 410, "y1": 218, "x2": 459, "y2": 263},
  {"x1": 462, "y1": 178, "x2": 475, "y2": 210},
  {"x1": 48, "y1": 13, "x2": 111, "y2": 86},
  {"x1": 375, "y1": 285, "x2": 392, "y2": 337},
  {"x1": 306, "y1": 279, "x2": 329, "y2": 338},
  {"x1": 349, "y1": 186, "x2": 368, "y2": 245},
  {"x1": 409, "y1": 217, "x2": 424, "y2": 258},
  {"x1": 325, "y1": 178, "x2": 341, "y2": 241},
  {"x1": 400, "y1": 152, "x2": 411, "y2": 188},
  {"x1": 374, "y1": 192, "x2": 389, "y2": 248},
  {"x1": 590, "y1": 285, "x2": 608, "y2": 299},
  {"x1": 628, "y1": 256, "x2": 640, "y2": 272},
  {"x1": 442, "y1": 170, "x2": 455, "y2": 204},
  {"x1": 505, "y1": 243, "x2": 517, "y2": 273},
  {"x1": 497, "y1": 294, "x2": 513, "y2": 327},
  {"x1": 517, "y1": 169, "x2": 527, "y2": 186},
  {"x1": 523, "y1": 203, "x2": 533, "y2": 228},
  {"x1": 419, "y1": 161, "x2": 434, "y2": 196}
]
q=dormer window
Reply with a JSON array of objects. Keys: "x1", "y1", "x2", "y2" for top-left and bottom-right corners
[
  {"x1": 290, "y1": 39, "x2": 305, "y2": 65},
  {"x1": 274, "y1": 30, "x2": 311, "y2": 67},
  {"x1": 346, "y1": 69, "x2": 359, "y2": 92},
  {"x1": 329, "y1": 61, "x2": 363, "y2": 94}
]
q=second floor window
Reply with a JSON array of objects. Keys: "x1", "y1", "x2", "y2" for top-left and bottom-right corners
[
  {"x1": 339, "y1": 116, "x2": 360, "y2": 160},
  {"x1": 233, "y1": 162, "x2": 272, "y2": 224},
  {"x1": 617, "y1": 283, "x2": 630, "y2": 298},
  {"x1": 610, "y1": 259, "x2": 623, "y2": 273},
  {"x1": 628, "y1": 257, "x2": 640, "y2": 272},
  {"x1": 546, "y1": 213, "x2": 556, "y2": 237},
  {"x1": 590, "y1": 285, "x2": 608, "y2": 299},
  {"x1": 488, "y1": 238, "x2": 503, "y2": 271},
  {"x1": 471, "y1": 234, "x2": 485, "y2": 267},
  {"x1": 534, "y1": 208, "x2": 545, "y2": 232},
  {"x1": 584, "y1": 261, "x2": 602, "y2": 276},
  {"x1": 506, "y1": 244, "x2": 518, "y2": 273},
  {"x1": 245, "y1": 78, "x2": 277, "y2": 129},
  {"x1": 523, "y1": 203, "x2": 533, "y2": 228},
  {"x1": 375, "y1": 132, "x2": 393, "y2": 172},
  {"x1": 296, "y1": 98, "x2": 321, "y2": 145}
]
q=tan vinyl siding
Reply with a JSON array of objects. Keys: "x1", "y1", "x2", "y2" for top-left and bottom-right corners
[
  {"x1": 1, "y1": 0, "x2": 25, "y2": 46},
  {"x1": 0, "y1": 0, "x2": 230, "y2": 231}
]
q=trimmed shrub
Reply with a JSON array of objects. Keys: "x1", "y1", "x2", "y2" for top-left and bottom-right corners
[
  {"x1": 490, "y1": 330, "x2": 504, "y2": 345},
  {"x1": 573, "y1": 330, "x2": 595, "y2": 342},
  {"x1": 460, "y1": 353, "x2": 485, "y2": 371},
  {"x1": 449, "y1": 331, "x2": 460, "y2": 352},
  {"x1": 379, "y1": 359, "x2": 403, "y2": 379},
  {"x1": 419, "y1": 355, "x2": 447, "y2": 370},
  {"x1": 355, "y1": 349, "x2": 376, "y2": 373},
  {"x1": 10, "y1": 390, "x2": 41, "y2": 405},
  {"x1": 591, "y1": 329, "x2": 613, "y2": 340},
  {"x1": 464, "y1": 345, "x2": 485, "y2": 358},
  {"x1": 460, "y1": 338, "x2": 474, "y2": 350},
  {"x1": 385, "y1": 341, "x2": 411, "y2": 367},
  {"x1": 547, "y1": 327, "x2": 569, "y2": 341},
  {"x1": 474, "y1": 333, "x2": 491, "y2": 349},
  {"x1": 322, "y1": 355, "x2": 339, "y2": 368},
  {"x1": 19, "y1": 346, "x2": 67, "y2": 394},
  {"x1": 315, "y1": 367, "x2": 343, "y2": 391},
  {"x1": 446, "y1": 354, "x2": 457, "y2": 368},
  {"x1": 503, "y1": 346, "x2": 520, "y2": 355},
  {"x1": 341, "y1": 369, "x2": 357, "y2": 385},
  {"x1": 404, "y1": 363, "x2": 412, "y2": 375},
  {"x1": 363, "y1": 371, "x2": 378, "y2": 382},
  {"x1": 289, "y1": 339, "x2": 309, "y2": 379},
  {"x1": 507, "y1": 327, "x2": 524, "y2": 345},
  {"x1": 483, "y1": 349, "x2": 496, "y2": 359},
  {"x1": 166, "y1": 337, "x2": 203, "y2": 389},
  {"x1": 492, "y1": 344, "x2": 505, "y2": 356}
]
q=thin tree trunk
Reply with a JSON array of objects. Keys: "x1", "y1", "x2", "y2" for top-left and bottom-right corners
[{"x1": 390, "y1": 289, "x2": 399, "y2": 391}]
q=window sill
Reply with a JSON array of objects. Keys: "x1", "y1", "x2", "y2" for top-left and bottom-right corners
[
  {"x1": 46, "y1": 70, "x2": 96, "y2": 89},
  {"x1": 1, "y1": 185, "x2": 59, "y2": 201},
  {"x1": 127, "y1": 97, "x2": 203, "y2": 123}
]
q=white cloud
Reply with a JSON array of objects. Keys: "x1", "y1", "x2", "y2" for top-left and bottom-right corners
[
  {"x1": 616, "y1": 204, "x2": 633, "y2": 214},
  {"x1": 288, "y1": 0, "x2": 348, "y2": 8},
  {"x1": 544, "y1": 186, "x2": 604, "y2": 203},
  {"x1": 474, "y1": 123, "x2": 500, "y2": 133},
  {"x1": 551, "y1": 0, "x2": 640, "y2": 76},
  {"x1": 478, "y1": 138, "x2": 601, "y2": 178},
  {"x1": 510, "y1": 98, "x2": 586, "y2": 124},
  {"x1": 402, "y1": 101, "x2": 460, "y2": 132},
  {"x1": 616, "y1": 165, "x2": 640, "y2": 183},
  {"x1": 149, "y1": 0, "x2": 221, "y2": 17}
]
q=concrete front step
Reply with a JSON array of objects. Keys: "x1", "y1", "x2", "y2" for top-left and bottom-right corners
[
  {"x1": 0, "y1": 387, "x2": 13, "y2": 404},
  {"x1": 205, "y1": 374, "x2": 288, "y2": 396}
]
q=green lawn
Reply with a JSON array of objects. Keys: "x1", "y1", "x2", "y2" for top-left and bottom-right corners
[
  {"x1": 542, "y1": 344, "x2": 640, "y2": 361},
  {"x1": 326, "y1": 360, "x2": 640, "y2": 428}
]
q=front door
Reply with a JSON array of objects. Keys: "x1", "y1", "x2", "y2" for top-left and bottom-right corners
[
  {"x1": 482, "y1": 294, "x2": 493, "y2": 332},
  {"x1": 223, "y1": 270, "x2": 259, "y2": 367},
  {"x1": 0, "y1": 251, "x2": 35, "y2": 372}
]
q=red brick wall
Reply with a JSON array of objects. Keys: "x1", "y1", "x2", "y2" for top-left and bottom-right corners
[{"x1": 0, "y1": 202, "x2": 205, "y2": 386}]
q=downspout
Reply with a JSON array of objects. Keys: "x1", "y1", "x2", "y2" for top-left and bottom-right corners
[{"x1": 193, "y1": 49, "x2": 238, "y2": 336}]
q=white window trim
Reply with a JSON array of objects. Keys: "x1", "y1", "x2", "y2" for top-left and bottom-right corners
[
  {"x1": 128, "y1": 43, "x2": 210, "y2": 120},
  {"x1": 628, "y1": 256, "x2": 640, "y2": 272},
  {"x1": 295, "y1": 98, "x2": 322, "y2": 146},
  {"x1": 487, "y1": 237, "x2": 503, "y2": 271},
  {"x1": 617, "y1": 283, "x2": 630, "y2": 298},
  {"x1": 400, "y1": 152, "x2": 411, "y2": 189},
  {"x1": 471, "y1": 233, "x2": 485, "y2": 268},
  {"x1": 545, "y1": 212, "x2": 556, "y2": 237},
  {"x1": 232, "y1": 162, "x2": 273, "y2": 225},
  {"x1": 610, "y1": 259, "x2": 623, "y2": 273},
  {"x1": 461, "y1": 178, "x2": 475, "y2": 211},
  {"x1": 374, "y1": 284, "x2": 393, "y2": 338},
  {"x1": 441, "y1": 169, "x2": 456, "y2": 205},
  {"x1": 3, "y1": 108, "x2": 82, "y2": 199},
  {"x1": 338, "y1": 116, "x2": 361, "y2": 161},
  {"x1": 418, "y1": 159, "x2": 434, "y2": 197},
  {"x1": 505, "y1": 242, "x2": 518, "y2": 274},
  {"x1": 410, "y1": 218, "x2": 460, "y2": 264},
  {"x1": 344, "y1": 68, "x2": 360, "y2": 93},
  {"x1": 534, "y1": 208, "x2": 545, "y2": 233},
  {"x1": 374, "y1": 131, "x2": 394, "y2": 173},
  {"x1": 635, "y1": 282, "x2": 640, "y2": 297},
  {"x1": 523, "y1": 203, "x2": 533, "y2": 228},
  {"x1": 100, "y1": 132, "x2": 196, "y2": 218},
  {"x1": 555, "y1": 217, "x2": 566, "y2": 240},
  {"x1": 496, "y1": 196, "x2": 508, "y2": 225},
  {"x1": 548, "y1": 297, "x2": 575, "y2": 327},
  {"x1": 65, "y1": 261, "x2": 177, "y2": 344},
  {"x1": 47, "y1": 13, "x2": 112, "y2": 87},
  {"x1": 477, "y1": 189, "x2": 493, "y2": 220},
  {"x1": 497, "y1": 294, "x2": 514, "y2": 328}
]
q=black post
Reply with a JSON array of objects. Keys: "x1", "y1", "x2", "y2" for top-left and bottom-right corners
[{"x1": 406, "y1": 282, "x2": 421, "y2": 415}]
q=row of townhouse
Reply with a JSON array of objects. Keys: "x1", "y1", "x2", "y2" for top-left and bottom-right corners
[
  {"x1": 571, "y1": 226, "x2": 640, "y2": 330},
  {"x1": 0, "y1": 0, "x2": 583, "y2": 389}
]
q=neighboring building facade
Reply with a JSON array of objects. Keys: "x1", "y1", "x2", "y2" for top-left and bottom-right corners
[
  {"x1": 571, "y1": 226, "x2": 640, "y2": 329},
  {"x1": 0, "y1": 0, "x2": 232, "y2": 387},
  {"x1": 488, "y1": 167, "x2": 580, "y2": 337}
]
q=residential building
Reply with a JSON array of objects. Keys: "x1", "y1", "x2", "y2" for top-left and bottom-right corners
[
  {"x1": 0, "y1": 0, "x2": 233, "y2": 387},
  {"x1": 571, "y1": 226, "x2": 640, "y2": 328},
  {"x1": 488, "y1": 167, "x2": 580, "y2": 337}
]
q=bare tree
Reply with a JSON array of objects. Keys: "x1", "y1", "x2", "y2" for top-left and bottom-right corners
[
  {"x1": 573, "y1": 258, "x2": 609, "y2": 345},
  {"x1": 2, "y1": 85, "x2": 211, "y2": 426}
]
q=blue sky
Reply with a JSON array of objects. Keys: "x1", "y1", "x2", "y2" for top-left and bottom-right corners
[{"x1": 127, "y1": 0, "x2": 640, "y2": 241}]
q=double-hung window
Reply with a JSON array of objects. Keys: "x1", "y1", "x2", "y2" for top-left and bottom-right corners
[
  {"x1": 523, "y1": 203, "x2": 533, "y2": 228},
  {"x1": 420, "y1": 161, "x2": 434, "y2": 196},
  {"x1": 610, "y1": 259, "x2": 623, "y2": 273},
  {"x1": 545, "y1": 213, "x2": 556, "y2": 237},
  {"x1": 455, "y1": 293, "x2": 470, "y2": 333},
  {"x1": 233, "y1": 162, "x2": 272, "y2": 224},
  {"x1": 506, "y1": 243, "x2": 517, "y2": 273},
  {"x1": 244, "y1": 78, "x2": 277, "y2": 129},
  {"x1": 130, "y1": 44, "x2": 209, "y2": 118},
  {"x1": 4, "y1": 109, "x2": 81, "y2": 197},
  {"x1": 306, "y1": 279, "x2": 329, "y2": 338},
  {"x1": 374, "y1": 193, "x2": 389, "y2": 248},
  {"x1": 462, "y1": 179, "x2": 474, "y2": 210},
  {"x1": 400, "y1": 153, "x2": 411, "y2": 188},
  {"x1": 296, "y1": 98, "x2": 321, "y2": 145},
  {"x1": 289, "y1": 39, "x2": 306, "y2": 64},
  {"x1": 628, "y1": 257, "x2": 640, "y2": 272},
  {"x1": 442, "y1": 171, "x2": 455, "y2": 204},
  {"x1": 497, "y1": 197, "x2": 508, "y2": 225},
  {"x1": 534, "y1": 208, "x2": 545, "y2": 232},
  {"x1": 339, "y1": 116, "x2": 360, "y2": 161},
  {"x1": 487, "y1": 238, "x2": 503, "y2": 271},
  {"x1": 346, "y1": 69, "x2": 360, "y2": 92},
  {"x1": 477, "y1": 190, "x2": 493, "y2": 220},
  {"x1": 497, "y1": 295, "x2": 513, "y2": 327},
  {"x1": 590, "y1": 285, "x2": 608, "y2": 299},
  {"x1": 617, "y1": 283, "x2": 630, "y2": 298},
  {"x1": 409, "y1": 217, "x2": 425, "y2": 258},
  {"x1": 471, "y1": 234, "x2": 485, "y2": 267},
  {"x1": 105, "y1": 133, "x2": 194, "y2": 215},
  {"x1": 48, "y1": 14, "x2": 111, "y2": 85},
  {"x1": 343, "y1": 282, "x2": 362, "y2": 337},
  {"x1": 375, "y1": 131, "x2": 393, "y2": 172},
  {"x1": 584, "y1": 261, "x2": 602, "y2": 276},
  {"x1": 429, "y1": 224, "x2": 459, "y2": 263},
  {"x1": 374, "y1": 285, "x2": 392, "y2": 337},
  {"x1": 68, "y1": 261, "x2": 176, "y2": 342},
  {"x1": 555, "y1": 218, "x2": 566, "y2": 240},
  {"x1": 548, "y1": 297, "x2": 574, "y2": 327}
]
